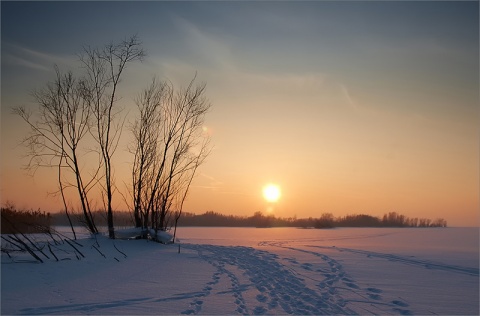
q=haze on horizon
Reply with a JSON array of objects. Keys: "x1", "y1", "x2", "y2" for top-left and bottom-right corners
[{"x1": 1, "y1": 1, "x2": 478, "y2": 227}]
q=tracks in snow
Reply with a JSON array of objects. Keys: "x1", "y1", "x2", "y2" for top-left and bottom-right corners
[
  {"x1": 266, "y1": 242, "x2": 412, "y2": 315},
  {"x1": 184, "y1": 244, "x2": 353, "y2": 315},
  {"x1": 183, "y1": 243, "x2": 416, "y2": 315},
  {"x1": 306, "y1": 245, "x2": 479, "y2": 277}
]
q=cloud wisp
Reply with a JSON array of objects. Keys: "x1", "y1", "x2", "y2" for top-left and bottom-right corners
[{"x1": 2, "y1": 42, "x2": 75, "y2": 72}]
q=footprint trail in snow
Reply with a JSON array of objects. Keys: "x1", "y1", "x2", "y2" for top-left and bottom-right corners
[{"x1": 183, "y1": 243, "x2": 409, "y2": 315}]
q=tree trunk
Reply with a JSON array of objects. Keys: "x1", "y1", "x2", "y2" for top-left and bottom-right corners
[{"x1": 73, "y1": 151, "x2": 97, "y2": 234}]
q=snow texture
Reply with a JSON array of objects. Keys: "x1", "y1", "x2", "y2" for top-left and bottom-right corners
[{"x1": 1, "y1": 227, "x2": 478, "y2": 315}]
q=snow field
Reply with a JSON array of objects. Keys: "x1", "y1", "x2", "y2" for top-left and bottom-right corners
[{"x1": 2, "y1": 227, "x2": 478, "y2": 315}]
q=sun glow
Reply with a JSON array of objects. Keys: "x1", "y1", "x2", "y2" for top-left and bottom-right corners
[{"x1": 263, "y1": 184, "x2": 281, "y2": 203}]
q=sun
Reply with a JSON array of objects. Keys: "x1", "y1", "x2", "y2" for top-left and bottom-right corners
[{"x1": 263, "y1": 184, "x2": 281, "y2": 203}]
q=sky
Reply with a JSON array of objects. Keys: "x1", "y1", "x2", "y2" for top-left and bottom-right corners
[{"x1": 1, "y1": 1, "x2": 478, "y2": 227}]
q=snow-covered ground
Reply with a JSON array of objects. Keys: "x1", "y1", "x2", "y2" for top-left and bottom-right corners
[{"x1": 2, "y1": 227, "x2": 478, "y2": 315}]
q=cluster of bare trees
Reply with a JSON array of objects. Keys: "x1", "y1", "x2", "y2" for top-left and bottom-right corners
[
  {"x1": 380, "y1": 212, "x2": 447, "y2": 227},
  {"x1": 130, "y1": 77, "x2": 210, "y2": 238},
  {"x1": 14, "y1": 36, "x2": 211, "y2": 240}
]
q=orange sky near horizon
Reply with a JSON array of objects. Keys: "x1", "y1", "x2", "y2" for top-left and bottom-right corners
[{"x1": 1, "y1": 1, "x2": 478, "y2": 227}]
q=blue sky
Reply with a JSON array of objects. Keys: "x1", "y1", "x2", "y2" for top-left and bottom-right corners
[
  {"x1": 1, "y1": 1, "x2": 479, "y2": 226},
  {"x1": 2, "y1": 2, "x2": 477, "y2": 119}
]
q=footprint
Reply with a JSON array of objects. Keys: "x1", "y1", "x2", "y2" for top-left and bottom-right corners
[
  {"x1": 256, "y1": 294, "x2": 268, "y2": 303},
  {"x1": 301, "y1": 294, "x2": 315, "y2": 303},
  {"x1": 368, "y1": 293, "x2": 381, "y2": 300},
  {"x1": 345, "y1": 282, "x2": 359, "y2": 289},
  {"x1": 253, "y1": 306, "x2": 267, "y2": 314},
  {"x1": 392, "y1": 300, "x2": 409, "y2": 307},
  {"x1": 268, "y1": 299, "x2": 278, "y2": 308},
  {"x1": 367, "y1": 287, "x2": 383, "y2": 294},
  {"x1": 301, "y1": 263, "x2": 313, "y2": 271}
]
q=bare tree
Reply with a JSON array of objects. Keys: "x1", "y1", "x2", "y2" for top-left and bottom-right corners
[
  {"x1": 130, "y1": 79, "x2": 165, "y2": 228},
  {"x1": 80, "y1": 35, "x2": 145, "y2": 239},
  {"x1": 130, "y1": 75, "x2": 211, "y2": 237},
  {"x1": 13, "y1": 66, "x2": 98, "y2": 234}
]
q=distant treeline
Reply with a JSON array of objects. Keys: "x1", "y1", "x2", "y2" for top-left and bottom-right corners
[
  {"x1": 1, "y1": 205, "x2": 135, "y2": 234},
  {"x1": 1, "y1": 204, "x2": 52, "y2": 234},
  {"x1": 176, "y1": 211, "x2": 447, "y2": 228},
  {"x1": 3, "y1": 204, "x2": 447, "y2": 234}
]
